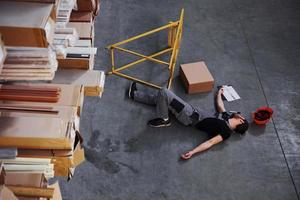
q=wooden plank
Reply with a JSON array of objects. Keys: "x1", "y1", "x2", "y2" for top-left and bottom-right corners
[
  {"x1": 7, "y1": 186, "x2": 54, "y2": 198},
  {"x1": 0, "y1": 157, "x2": 50, "y2": 164},
  {"x1": 0, "y1": 137, "x2": 72, "y2": 150}
]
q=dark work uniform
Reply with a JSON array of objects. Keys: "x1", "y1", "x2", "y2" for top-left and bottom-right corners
[
  {"x1": 133, "y1": 87, "x2": 234, "y2": 140},
  {"x1": 195, "y1": 112, "x2": 233, "y2": 140}
]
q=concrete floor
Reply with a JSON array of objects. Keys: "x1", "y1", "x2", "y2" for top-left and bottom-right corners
[{"x1": 60, "y1": 0, "x2": 300, "y2": 199}]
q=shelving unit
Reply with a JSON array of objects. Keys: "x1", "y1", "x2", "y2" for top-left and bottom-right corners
[{"x1": 0, "y1": 0, "x2": 103, "y2": 199}]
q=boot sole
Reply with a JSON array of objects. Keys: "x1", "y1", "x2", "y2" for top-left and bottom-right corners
[{"x1": 148, "y1": 123, "x2": 171, "y2": 128}]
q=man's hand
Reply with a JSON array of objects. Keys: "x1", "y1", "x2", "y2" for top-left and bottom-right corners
[
  {"x1": 180, "y1": 135, "x2": 223, "y2": 160},
  {"x1": 216, "y1": 87, "x2": 226, "y2": 113},
  {"x1": 181, "y1": 151, "x2": 194, "y2": 160},
  {"x1": 218, "y1": 87, "x2": 224, "y2": 96}
]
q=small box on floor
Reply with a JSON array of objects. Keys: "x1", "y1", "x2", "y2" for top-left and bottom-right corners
[{"x1": 180, "y1": 61, "x2": 214, "y2": 94}]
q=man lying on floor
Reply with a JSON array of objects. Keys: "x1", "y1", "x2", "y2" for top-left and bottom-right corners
[{"x1": 128, "y1": 82, "x2": 249, "y2": 160}]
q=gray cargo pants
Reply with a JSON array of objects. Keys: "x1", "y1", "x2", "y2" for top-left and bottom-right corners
[{"x1": 133, "y1": 88, "x2": 214, "y2": 126}]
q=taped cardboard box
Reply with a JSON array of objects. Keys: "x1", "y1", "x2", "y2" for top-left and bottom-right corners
[
  {"x1": 0, "y1": 1, "x2": 55, "y2": 47},
  {"x1": 180, "y1": 61, "x2": 214, "y2": 94}
]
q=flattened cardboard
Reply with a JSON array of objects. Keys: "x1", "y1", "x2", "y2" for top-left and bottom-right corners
[{"x1": 180, "y1": 61, "x2": 214, "y2": 94}]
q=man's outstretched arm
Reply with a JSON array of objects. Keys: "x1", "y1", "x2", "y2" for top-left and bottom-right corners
[
  {"x1": 215, "y1": 88, "x2": 226, "y2": 113},
  {"x1": 181, "y1": 135, "x2": 223, "y2": 159}
]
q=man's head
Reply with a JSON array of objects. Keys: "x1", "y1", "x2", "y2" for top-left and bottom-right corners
[{"x1": 231, "y1": 114, "x2": 249, "y2": 134}]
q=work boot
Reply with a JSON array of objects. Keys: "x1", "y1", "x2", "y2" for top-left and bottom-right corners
[
  {"x1": 128, "y1": 82, "x2": 137, "y2": 100},
  {"x1": 148, "y1": 118, "x2": 171, "y2": 127}
]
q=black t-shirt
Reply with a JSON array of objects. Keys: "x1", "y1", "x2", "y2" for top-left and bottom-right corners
[{"x1": 195, "y1": 115, "x2": 232, "y2": 140}]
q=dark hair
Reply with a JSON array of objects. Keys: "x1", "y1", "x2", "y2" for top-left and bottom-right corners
[{"x1": 234, "y1": 119, "x2": 249, "y2": 135}]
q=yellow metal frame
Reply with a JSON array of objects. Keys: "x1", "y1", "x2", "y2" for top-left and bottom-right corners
[{"x1": 107, "y1": 9, "x2": 184, "y2": 89}]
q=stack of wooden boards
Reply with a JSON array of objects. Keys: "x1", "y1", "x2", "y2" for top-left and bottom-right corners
[
  {"x1": 0, "y1": 163, "x2": 63, "y2": 199},
  {"x1": 0, "y1": 0, "x2": 104, "y2": 198},
  {"x1": 0, "y1": 83, "x2": 85, "y2": 178},
  {"x1": 0, "y1": 1, "x2": 58, "y2": 81},
  {"x1": 0, "y1": 1, "x2": 55, "y2": 48},
  {"x1": 58, "y1": 0, "x2": 100, "y2": 70},
  {"x1": 1, "y1": 47, "x2": 58, "y2": 81},
  {"x1": 54, "y1": 0, "x2": 105, "y2": 97}
]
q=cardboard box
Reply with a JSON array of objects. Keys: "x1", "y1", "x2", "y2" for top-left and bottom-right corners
[
  {"x1": 70, "y1": 11, "x2": 93, "y2": 22},
  {"x1": 77, "y1": 0, "x2": 96, "y2": 12},
  {"x1": 0, "y1": 1, "x2": 54, "y2": 47},
  {"x1": 57, "y1": 54, "x2": 94, "y2": 70},
  {"x1": 180, "y1": 61, "x2": 214, "y2": 94}
]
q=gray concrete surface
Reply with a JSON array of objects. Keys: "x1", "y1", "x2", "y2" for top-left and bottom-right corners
[{"x1": 60, "y1": 0, "x2": 300, "y2": 199}]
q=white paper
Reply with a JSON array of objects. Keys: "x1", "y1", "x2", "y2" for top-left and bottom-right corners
[{"x1": 223, "y1": 85, "x2": 241, "y2": 102}]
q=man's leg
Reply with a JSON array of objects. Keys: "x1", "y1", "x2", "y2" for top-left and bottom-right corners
[
  {"x1": 149, "y1": 88, "x2": 195, "y2": 127},
  {"x1": 129, "y1": 82, "x2": 157, "y2": 106}
]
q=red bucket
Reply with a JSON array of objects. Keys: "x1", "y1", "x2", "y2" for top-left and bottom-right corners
[{"x1": 252, "y1": 106, "x2": 273, "y2": 125}]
